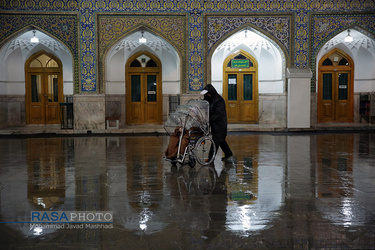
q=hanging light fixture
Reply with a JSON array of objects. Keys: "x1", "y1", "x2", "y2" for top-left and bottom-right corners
[
  {"x1": 344, "y1": 29, "x2": 353, "y2": 43},
  {"x1": 139, "y1": 30, "x2": 147, "y2": 44},
  {"x1": 30, "y1": 30, "x2": 39, "y2": 43}
]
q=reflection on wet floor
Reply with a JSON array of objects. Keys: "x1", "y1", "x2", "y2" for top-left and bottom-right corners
[{"x1": 0, "y1": 133, "x2": 375, "y2": 249}]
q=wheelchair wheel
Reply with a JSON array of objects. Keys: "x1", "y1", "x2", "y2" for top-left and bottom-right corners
[{"x1": 193, "y1": 136, "x2": 216, "y2": 165}]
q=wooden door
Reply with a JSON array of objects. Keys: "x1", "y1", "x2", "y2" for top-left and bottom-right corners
[
  {"x1": 126, "y1": 53, "x2": 162, "y2": 125},
  {"x1": 226, "y1": 73, "x2": 256, "y2": 122},
  {"x1": 320, "y1": 71, "x2": 351, "y2": 122},
  {"x1": 223, "y1": 50, "x2": 258, "y2": 123},
  {"x1": 128, "y1": 73, "x2": 159, "y2": 123},
  {"x1": 26, "y1": 52, "x2": 63, "y2": 124},
  {"x1": 318, "y1": 49, "x2": 353, "y2": 123}
]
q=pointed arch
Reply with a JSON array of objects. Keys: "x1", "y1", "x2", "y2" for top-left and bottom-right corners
[
  {"x1": 223, "y1": 49, "x2": 259, "y2": 70},
  {"x1": 125, "y1": 50, "x2": 162, "y2": 69},
  {"x1": 318, "y1": 48, "x2": 354, "y2": 68}
]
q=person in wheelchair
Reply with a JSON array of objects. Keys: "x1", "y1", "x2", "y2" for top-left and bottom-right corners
[{"x1": 201, "y1": 84, "x2": 233, "y2": 161}]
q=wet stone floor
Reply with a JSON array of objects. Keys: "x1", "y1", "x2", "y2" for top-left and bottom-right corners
[{"x1": 0, "y1": 132, "x2": 375, "y2": 249}]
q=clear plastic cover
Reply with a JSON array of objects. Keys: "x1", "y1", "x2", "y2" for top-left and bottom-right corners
[
  {"x1": 186, "y1": 99, "x2": 209, "y2": 123},
  {"x1": 164, "y1": 99, "x2": 210, "y2": 135}
]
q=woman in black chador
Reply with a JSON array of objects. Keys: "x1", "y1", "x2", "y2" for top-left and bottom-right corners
[{"x1": 201, "y1": 84, "x2": 233, "y2": 161}]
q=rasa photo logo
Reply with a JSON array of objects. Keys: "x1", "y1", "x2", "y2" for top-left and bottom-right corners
[{"x1": 30, "y1": 211, "x2": 114, "y2": 230}]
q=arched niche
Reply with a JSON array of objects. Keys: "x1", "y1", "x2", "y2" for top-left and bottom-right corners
[
  {"x1": 0, "y1": 29, "x2": 74, "y2": 96},
  {"x1": 105, "y1": 30, "x2": 181, "y2": 95},
  {"x1": 210, "y1": 28, "x2": 286, "y2": 95},
  {"x1": 316, "y1": 28, "x2": 375, "y2": 93}
]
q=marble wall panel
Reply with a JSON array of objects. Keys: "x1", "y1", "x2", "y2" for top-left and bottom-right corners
[
  {"x1": 0, "y1": 101, "x2": 6, "y2": 128},
  {"x1": 8, "y1": 102, "x2": 21, "y2": 127},
  {"x1": 0, "y1": 95, "x2": 25, "y2": 128},
  {"x1": 259, "y1": 94, "x2": 287, "y2": 126},
  {"x1": 310, "y1": 93, "x2": 317, "y2": 126},
  {"x1": 162, "y1": 95, "x2": 169, "y2": 122},
  {"x1": 74, "y1": 95, "x2": 105, "y2": 130},
  {"x1": 105, "y1": 95, "x2": 125, "y2": 126}
]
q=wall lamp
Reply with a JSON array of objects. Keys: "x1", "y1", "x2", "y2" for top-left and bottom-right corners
[
  {"x1": 30, "y1": 30, "x2": 39, "y2": 43},
  {"x1": 344, "y1": 29, "x2": 353, "y2": 43},
  {"x1": 139, "y1": 30, "x2": 147, "y2": 44}
]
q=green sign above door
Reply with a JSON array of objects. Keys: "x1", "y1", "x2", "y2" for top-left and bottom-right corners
[{"x1": 231, "y1": 59, "x2": 250, "y2": 68}]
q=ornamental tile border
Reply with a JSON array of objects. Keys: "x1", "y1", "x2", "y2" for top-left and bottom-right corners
[{"x1": 1, "y1": 0, "x2": 374, "y2": 13}]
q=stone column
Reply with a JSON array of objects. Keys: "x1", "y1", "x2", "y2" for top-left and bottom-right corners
[
  {"x1": 287, "y1": 68, "x2": 312, "y2": 129},
  {"x1": 74, "y1": 94, "x2": 105, "y2": 131}
]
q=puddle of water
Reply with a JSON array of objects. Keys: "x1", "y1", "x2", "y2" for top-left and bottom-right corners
[{"x1": 0, "y1": 133, "x2": 374, "y2": 248}]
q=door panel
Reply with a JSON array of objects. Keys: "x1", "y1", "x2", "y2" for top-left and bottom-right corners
[
  {"x1": 146, "y1": 105, "x2": 158, "y2": 121},
  {"x1": 320, "y1": 73, "x2": 334, "y2": 122},
  {"x1": 319, "y1": 71, "x2": 351, "y2": 122},
  {"x1": 242, "y1": 102, "x2": 256, "y2": 121},
  {"x1": 227, "y1": 74, "x2": 239, "y2": 121},
  {"x1": 127, "y1": 73, "x2": 161, "y2": 124},
  {"x1": 243, "y1": 74, "x2": 253, "y2": 101},
  {"x1": 145, "y1": 74, "x2": 159, "y2": 123},
  {"x1": 31, "y1": 74, "x2": 42, "y2": 102},
  {"x1": 322, "y1": 103, "x2": 333, "y2": 118},
  {"x1": 129, "y1": 74, "x2": 143, "y2": 124},
  {"x1": 46, "y1": 104, "x2": 59, "y2": 123},
  {"x1": 337, "y1": 103, "x2": 348, "y2": 119},
  {"x1": 241, "y1": 74, "x2": 255, "y2": 121},
  {"x1": 336, "y1": 72, "x2": 349, "y2": 121},
  {"x1": 29, "y1": 74, "x2": 44, "y2": 124},
  {"x1": 146, "y1": 75, "x2": 157, "y2": 102},
  {"x1": 227, "y1": 104, "x2": 239, "y2": 121},
  {"x1": 30, "y1": 104, "x2": 44, "y2": 124},
  {"x1": 131, "y1": 75, "x2": 141, "y2": 102},
  {"x1": 225, "y1": 73, "x2": 257, "y2": 123},
  {"x1": 46, "y1": 74, "x2": 60, "y2": 124},
  {"x1": 242, "y1": 104, "x2": 253, "y2": 120},
  {"x1": 131, "y1": 105, "x2": 142, "y2": 121}
]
